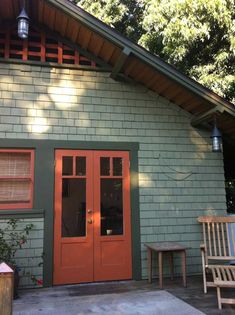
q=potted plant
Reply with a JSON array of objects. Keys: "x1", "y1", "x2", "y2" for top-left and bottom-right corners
[{"x1": 0, "y1": 218, "x2": 33, "y2": 298}]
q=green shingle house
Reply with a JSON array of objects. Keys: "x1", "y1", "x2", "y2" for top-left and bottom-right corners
[{"x1": 0, "y1": 0, "x2": 235, "y2": 288}]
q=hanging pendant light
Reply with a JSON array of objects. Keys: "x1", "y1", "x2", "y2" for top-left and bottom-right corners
[
  {"x1": 17, "y1": 7, "x2": 29, "y2": 39},
  {"x1": 211, "y1": 118, "x2": 222, "y2": 152}
]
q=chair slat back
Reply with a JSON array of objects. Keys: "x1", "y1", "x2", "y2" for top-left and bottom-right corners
[
  {"x1": 198, "y1": 216, "x2": 235, "y2": 259},
  {"x1": 221, "y1": 222, "x2": 226, "y2": 256},
  {"x1": 229, "y1": 221, "x2": 235, "y2": 256},
  {"x1": 226, "y1": 223, "x2": 231, "y2": 256},
  {"x1": 216, "y1": 223, "x2": 221, "y2": 256},
  {"x1": 210, "y1": 265, "x2": 235, "y2": 282}
]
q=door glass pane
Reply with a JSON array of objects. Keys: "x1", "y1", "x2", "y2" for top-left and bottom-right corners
[
  {"x1": 76, "y1": 157, "x2": 86, "y2": 176},
  {"x1": 62, "y1": 178, "x2": 86, "y2": 237},
  {"x1": 113, "y1": 158, "x2": 123, "y2": 176},
  {"x1": 100, "y1": 157, "x2": 110, "y2": 176},
  {"x1": 100, "y1": 179, "x2": 123, "y2": 236},
  {"x1": 62, "y1": 156, "x2": 73, "y2": 175}
]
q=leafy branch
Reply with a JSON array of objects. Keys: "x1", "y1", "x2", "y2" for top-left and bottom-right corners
[{"x1": 0, "y1": 219, "x2": 34, "y2": 265}]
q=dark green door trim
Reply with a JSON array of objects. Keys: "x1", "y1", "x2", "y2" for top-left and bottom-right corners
[
  {"x1": 0, "y1": 209, "x2": 44, "y2": 219},
  {"x1": 129, "y1": 149, "x2": 141, "y2": 280},
  {"x1": 0, "y1": 138, "x2": 141, "y2": 286}
]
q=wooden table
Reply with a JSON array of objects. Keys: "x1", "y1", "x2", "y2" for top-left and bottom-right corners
[{"x1": 145, "y1": 242, "x2": 188, "y2": 289}]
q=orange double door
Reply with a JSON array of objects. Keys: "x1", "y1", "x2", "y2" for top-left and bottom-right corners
[{"x1": 53, "y1": 150, "x2": 132, "y2": 285}]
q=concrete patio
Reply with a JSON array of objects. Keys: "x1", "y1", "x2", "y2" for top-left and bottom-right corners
[{"x1": 13, "y1": 276, "x2": 235, "y2": 315}]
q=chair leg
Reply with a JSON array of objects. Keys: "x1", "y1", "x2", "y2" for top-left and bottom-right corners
[
  {"x1": 216, "y1": 286, "x2": 222, "y2": 310},
  {"x1": 202, "y1": 268, "x2": 207, "y2": 293},
  {"x1": 201, "y1": 253, "x2": 207, "y2": 293},
  {"x1": 169, "y1": 252, "x2": 174, "y2": 281}
]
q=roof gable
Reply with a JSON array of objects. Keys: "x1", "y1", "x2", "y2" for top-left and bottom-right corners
[{"x1": 0, "y1": 0, "x2": 235, "y2": 140}]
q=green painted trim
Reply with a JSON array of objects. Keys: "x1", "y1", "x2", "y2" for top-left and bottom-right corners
[
  {"x1": 110, "y1": 47, "x2": 131, "y2": 79},
  {"x1": 191, "y1": 106, "x2": 223, "y2": 127},
  {"x1": 130, "y1": 149, "x2": 142, "y2": 280},
  {"x1": 0, "y1": 138, "x2": 140, "y2": 285},
  {"x1": 0, "y1": 58, "x2": 111, "y2": 73},
  {"x1": 34, "y1": 143, "x2": 55, "y2": 287},
  {"x1": 0, "y1": 139, "x2": 139, "y2": 151},
  {"x1": 0, "y1": 209, "x2": 44, "y2": 219}
]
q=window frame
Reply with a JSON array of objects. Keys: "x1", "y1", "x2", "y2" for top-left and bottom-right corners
[{"x1": 0, "y1": 149, "x2": 34, "y2": 209}]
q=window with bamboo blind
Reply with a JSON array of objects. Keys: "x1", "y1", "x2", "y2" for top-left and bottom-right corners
[{"x1": 0, "y1": 150, "x2": 34, "y2": 209}]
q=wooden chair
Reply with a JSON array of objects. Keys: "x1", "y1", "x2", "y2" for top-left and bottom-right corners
[
  {"x1": 209, "y1": 265, "x2": 235, "y2": 309},
  {"x1": 197, "y1": 216, "x2": 235, "y2": 293}
]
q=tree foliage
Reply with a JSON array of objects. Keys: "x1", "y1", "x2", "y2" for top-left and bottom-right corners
[
  {"x1": 75, "y1": 0, "x2": 144, "y2": 42},
  {"x1": 139, "y1": 0, "x2": 235, "y2": 102},
  {"x1": 73, "y1": 0, "x2": 235, "y2": 103}
]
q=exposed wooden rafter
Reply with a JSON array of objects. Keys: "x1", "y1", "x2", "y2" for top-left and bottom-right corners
[{"x1": 33, "y1": 23, "x2": 112, "y2": 69}]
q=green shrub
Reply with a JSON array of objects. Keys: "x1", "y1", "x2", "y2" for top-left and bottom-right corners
[{"x1": 0, "y1": 219, "x2": 33, "y2": 265}]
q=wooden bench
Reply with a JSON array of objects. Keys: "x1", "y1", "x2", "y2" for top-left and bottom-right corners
[{"x1": 198, "y1": 216, "x2": 235, "y2": 308}]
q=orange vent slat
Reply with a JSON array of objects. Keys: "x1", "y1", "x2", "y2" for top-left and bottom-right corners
[{"x1": 0, "y1": 26, "x2": 97, "y2": 67}]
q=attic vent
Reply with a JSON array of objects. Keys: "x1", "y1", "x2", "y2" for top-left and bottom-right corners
[{"x1": 0, "y1": 26, "x2": 96, "y2": 67}]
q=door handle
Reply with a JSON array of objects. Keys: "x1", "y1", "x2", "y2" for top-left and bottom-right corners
[
  {"x1": 87, "y1": 218, "x2": 93, "y2": 224},
  {"x1": 87, "y1": 209, "x2": 92, "y2": 214}
]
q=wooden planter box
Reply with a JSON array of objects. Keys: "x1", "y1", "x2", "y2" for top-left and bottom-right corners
[{"x1": 0, "y1": 262, "x2": 14, "y2": 315}]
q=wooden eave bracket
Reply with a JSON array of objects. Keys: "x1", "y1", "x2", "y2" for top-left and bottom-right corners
[
  {"x1": 191, "y1": 106, "x2": 225, "y2": 127},
  {"x1": 110, "y1": 47, "x2": 131, "y2": 80}
]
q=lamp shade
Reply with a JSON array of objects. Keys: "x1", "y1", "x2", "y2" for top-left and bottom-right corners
[
  {"x1": 211, "y1": 125, "x2": 222, "y2": 152},
  {"x1": 17, "y1": 8, "x2": 29, "y2": 39}
]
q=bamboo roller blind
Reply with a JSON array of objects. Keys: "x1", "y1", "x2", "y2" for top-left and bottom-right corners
[{"x1": 0, "y1": 152, "x2": 31, "y2": 204}]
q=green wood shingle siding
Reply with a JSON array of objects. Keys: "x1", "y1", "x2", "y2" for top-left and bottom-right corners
[
  {"x1": 0, "y1": 218, "x2": 43, "y2": 288},
  {"x1": 0, "y1": 62, "x2": 227, "y2": 281}
]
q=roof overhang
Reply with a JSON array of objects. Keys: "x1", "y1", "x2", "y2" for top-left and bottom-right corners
[{"x1": 0, "y1": 0, "x2": 235, "y2": 140}]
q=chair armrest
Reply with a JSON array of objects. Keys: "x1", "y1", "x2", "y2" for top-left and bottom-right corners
[{"x1": 200, "y1": 244, "x2": 206, "y2": 251}]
